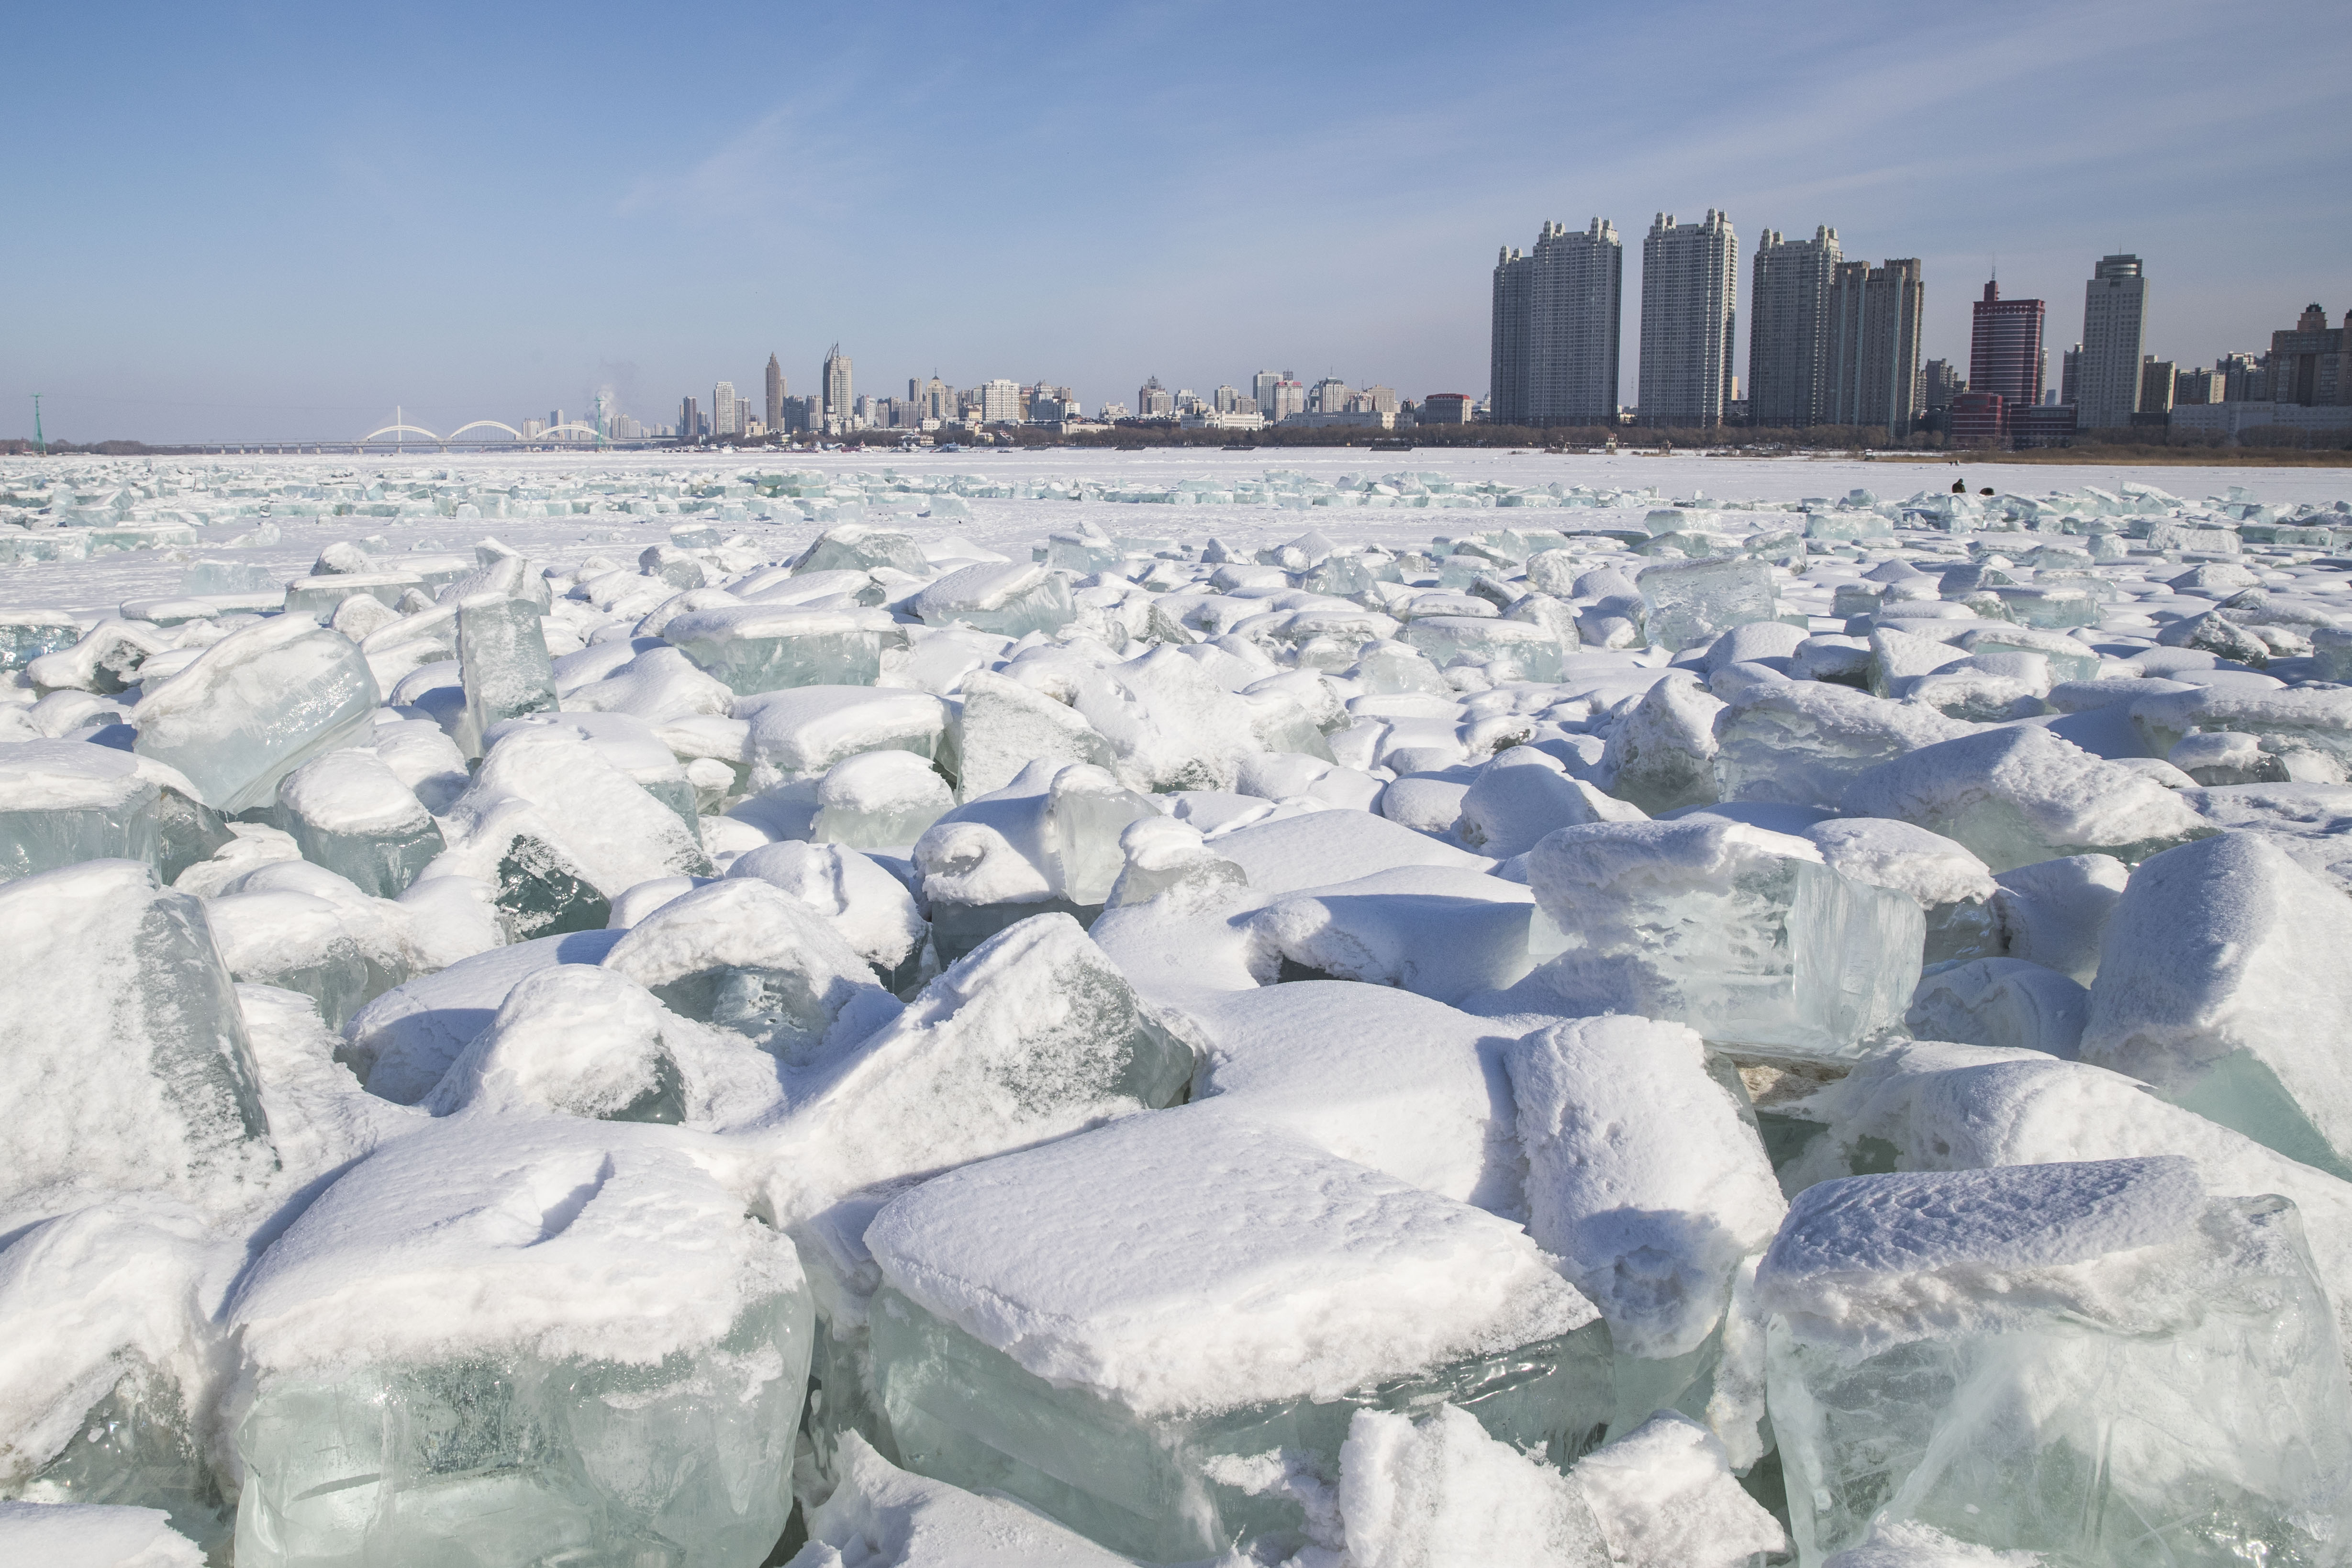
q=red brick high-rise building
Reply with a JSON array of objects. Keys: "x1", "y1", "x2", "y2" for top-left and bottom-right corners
[{"x1": 1970, "y1": 280, "x2": 2046, "y2": 412}]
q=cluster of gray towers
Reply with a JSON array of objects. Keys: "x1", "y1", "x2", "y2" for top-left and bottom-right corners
[{"x1": 1491, "y1": 213, "x2": 1927, "y2": 434}]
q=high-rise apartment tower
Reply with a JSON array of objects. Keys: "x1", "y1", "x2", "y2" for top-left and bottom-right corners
[
  {"x1": 1826, "y1": 258, "x2": 1925, "y2": 436},
  {"x1": 2077, "y1": 256, "x2": 2147, "y2": 429},
  {"x1": 1970, "y1": 281, "x2": 2045, "y2": 411},
  {"x1": 1490, "y1": 219, "x2": 1622, "y2": 427},
  {"x1": 1637, "y1": 211, "x2": 1737, "y2": 428},
  {"x1": 823, "y1": 345, "x2": 853, "y2": 429},
  {"x1": 765, "y1": 355, "x2": 785, "y2": 430},
  {"x1": 1748, "y1": 226, "x2": 1841, "y2": 428}
]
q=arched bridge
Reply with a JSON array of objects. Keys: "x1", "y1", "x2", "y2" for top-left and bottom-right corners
[{"x1": 355, "y1": 421, "x2": 610, "y2": 448}]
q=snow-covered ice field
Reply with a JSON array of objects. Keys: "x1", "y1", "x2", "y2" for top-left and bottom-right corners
[{"x1": 4, "y1": 447, "x2": 2352, "y2": 1566}]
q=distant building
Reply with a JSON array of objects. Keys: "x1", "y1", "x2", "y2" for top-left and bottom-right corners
[
  {"x1": 1949, "y1": 389, "x2": 2006, "y2": 447},
  {"x1": 1308, "y1": 377, "x2": 1352, "y2": 414},
  {"x1": 823, "y1": 345, "x2": 853, "y2": 431},
  {"x1": 2013, "y1": 403, "x2": 2078, "y2": 448},
  {"x1": 765, "y1": 355, "x2": 785, "y2": 430},
  {"x1": 1180, "y1": 409, "x2": 1266, "y2": 432},
  {"x1": 1420, "y1": 393, "x2": 1473, "y2": 424},
  {"x1": 1492, "y1": 218, "x2": 1623, "y2": 427},
  {"x1": 2265, "y1": 303, "x2": 2349, "y2": 406},
  {"x1": 1099, "y1": 400, "x2": 1132, "y2": 420},
  {"x1": 1028, "y1": 385, "x2": 1079, "y2": 422},
  {"x1": 2061, "y1": 344, "x2": 2083, "y2": 405},
  {"x1": 2174, "y1": 366, "x2": 2223, "y2": 406},
  {"x1": 978, "y1": 379, "x2": 1024, "y2": 424},
  {"x1": 2218, "y1": 352, "x2": 2268, "y2": 403},
  {"x1": 1922, "y1": 359, "x2": 1962, "y2": 416},
  {"x1": 1748, "y1": 225, "x2": 1841, "y2": 428},
  {"x1": 1136, "y1": 377, "x2": 1174, "y2": 418},
  {"x1": 1826, "y1": 257, "x2": 1925, "y2": 436},
  {"x1": 1263, "y1": 378, "x2": 1306, "y2": 422},
  {"x1": 713, "y1": 381, "x2": 738, "y2": 438},
  {"x1": 2077, "y1": 255, "x2": 2148, "y2": 429},
  {"x1": 1250, "y1": 370, "x2": 1288, "y2": 416},
  {"x1": 1970, "y1": 281, "x2": 2046, "y2": 410},
  {"x1": 912, "y1": 376, "x2": 952, "y2": 424},
  {"x1": 1638, "y1": 210, "x2": 1737, "y2": 428},
  {"x1": 2139, "y1": 357, "x2": 2177, "y2": 420},
  {"x1": 679, "y1": 396, "x2": 703, "y2": 441},
  {"x1": 1282, "y1": 409, "x2": 1397, "y2": 431}
]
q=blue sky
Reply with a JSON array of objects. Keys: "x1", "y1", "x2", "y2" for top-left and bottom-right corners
[{"x1": 6, "y1": 0, "x2": 2346, "y2": 443}]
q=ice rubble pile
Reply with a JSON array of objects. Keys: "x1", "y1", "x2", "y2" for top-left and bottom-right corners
[{"x1": 5, "y1": 456, "x2": 2352, "y2": 1566}]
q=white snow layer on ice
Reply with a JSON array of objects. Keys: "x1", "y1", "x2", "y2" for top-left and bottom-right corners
[{"x1": 7, "y1": 449, "x2": 2352, "y2": 1563}]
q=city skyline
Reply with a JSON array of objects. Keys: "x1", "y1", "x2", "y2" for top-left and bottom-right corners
[{"x1": 4, "y1": 1, "x2": 2347, "y2": 443}]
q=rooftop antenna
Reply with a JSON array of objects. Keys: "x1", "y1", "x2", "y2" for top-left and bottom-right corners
[{"x1": 30, "y1": 393, "x2": 44, "y2": 456}]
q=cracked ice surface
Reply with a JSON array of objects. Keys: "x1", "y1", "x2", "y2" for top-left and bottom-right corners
[{"x1": 3, "y1": 448, "x2": 2352, "y2": 1565}]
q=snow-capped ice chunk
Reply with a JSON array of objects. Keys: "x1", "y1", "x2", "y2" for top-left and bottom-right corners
[
  {"x1": 1505, "y1": 819, "x2": 1920, "y2": 1059},
  {"x1": 1456, "y1": 747, "x2": 1641, "y2": 857},
  {"x1": 914, "y1": 760, "x2": 1157, "y2": 960},
  {"x1": 2080, "y1": 831, "x2": 2352, "y2": 1179},
  {"x1": 0, "y1": 742, "x2": 223, "y2": 885},
  {"x1": 422, "y1": 964, "x2": 685, "y2": 1123},
  {"x1": 1758, "y1": 1158, "x2": 2352, "y2": 1565},
  {"x1": 769, "y1": 913, "x2": 1193, "y2": 1210},
  {"x1": 1839, "y1": 725, "x2": 2213, "y2": 872},
  {"x1": 786, "y1": 1431, "x2": 1134, "y2": 1568},
  {"x1": 1905, "y1": 957, "x2": 2088, "y2": 1058},
  {"x1": 1399, "y1": 614, "x2": 1570, "y2": 680},
  {"x1": 271, "y1": 747, "x2": 443, "y2": 898},
  {"x1": 432, "y1": 724, "x2": 709, "y2": 935},
  {"x1": 1102, "y1": 814, "x2": 1250, "y2": 914},
  {"x1": 227, "y1": 1120, "x2": 813, "y2": 1568},
  {"x1": 133, "y1": 616, "x2": 380, "y2": 813},
  {"x1": 0, "y1": 1502, "x2": 203, "y2": 1568},
  {"x1": 0, "y1": 1201, "x2": 227, "y2": 1554},
  {"x1": 599, "y1": 877, "x2": 897, "y2": 1068},
  {"x1": 739, "y1": 684, "x2": 954, "y2": 783},
  {"x1": 203, "y1": 867, "x2": 417, "y2": 1031},
  {"x1": 1569, "y1": 1410, "x2": 1787, "y2": 1568},
  {"x1": 2130, "y1": 683, "x2": 2352, "y2": 765},
  {"x1": 1243, "y1": 864, "x2": 1538, "y2": 1004},
  {"x1": 909, "y1": 562, "x2": 1075, "y2": 638},
  {"x1": 664, "y1": 603, "x2": 901, "y2": 695},
  {"x1": 0, "y1": 860, "x2": 271, "y2": 1210},
  {"x1": 800, "y1": 527, "x2": 929, "y2": 578},
  {"x1": 1188, "y1": 981, "x2": 1519, "y2": 1211},
  {"x1": 950, "y1": 668, "x2": 1115, "y2": 798},
  {"x1": 1598, "y1": 672, "x2": 1724, "y2": 814},
  {"x1": 726, "y1": 840, "x2": 928, "y2": 989},
  {"x1": 813, "y1": 749, "x2": 953, "y2": 849},
  {"x1": 1713, "y1": 680, "x2": 1973, "y2": 810},
  {"x1": 451, "y1": 591, "x2": 557, "y2": 756},
  {"x1": 1804, "y1": 816, "x2": 1998, "y2": 965},
  {"x1": 861, "y1": 1105, "x2": 1606, "y2": 1560},
  {"x1": 1987, "y1": 852, "x2": 2129, "y2": 984},
  {"x1": 1337, "y1": 1403, "x2": 1607, "y2": 1568},
  {"x1": 1638, "y1": 556, "x2": 1777, "y2": 653},
  {"x1": 1506, "y1": 1016, "x2": 1784, "y2": 1364},
  {"x1": 341, "y1": 928, "x2": 624, "y2": 1103}
]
